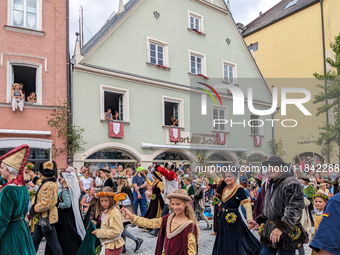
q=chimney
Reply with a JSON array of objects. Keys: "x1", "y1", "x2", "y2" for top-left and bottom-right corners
[
  {"x1": 237, "y1": 23, "x2": 244, "y2": 30},
  {"x1": 118, "y1": 0, "x2": 124, "y2": 14},
  {"x1": 259, "y1": 12, "x2": 262, "y2": 17},
  {"x1": 74, "y1": 33, "x2": 84, "y2": 64}
]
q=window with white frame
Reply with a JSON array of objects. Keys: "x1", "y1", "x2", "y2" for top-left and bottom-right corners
[
  {"x1": 9, "y1": 0, "x2": 41, "y2": 30},
  {"x1": 223, "y1": 61, "x2": 236, "y2": 83},
  {"x1": 250, "y1": 114, "x2": 263, "y2": 135},
  {"x1": 162, "y1": 96, "x2": 184, "y2": 127},
  {"x1": 191, "y1": 55, "x2": 202, "y2": 75},
  {"x1": 7, "y1": 61, "x2": 42, "y2": 104},
  {"x1": 147, "y1": 37, "x2": 169, "y2": 67},
  {"x1": 212, "y1": 106, "x2": 228, "y2": 132},
  {"x1": 188, "y1": 11, "x2": 204, "y2": 32},
  {"x1": 100, "y1": 85, "x2": 129, "y2": 122}
]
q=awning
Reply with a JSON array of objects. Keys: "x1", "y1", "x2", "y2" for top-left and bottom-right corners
[{"x1": 142, "y1": 143, "x2": 247, "y2": 152}]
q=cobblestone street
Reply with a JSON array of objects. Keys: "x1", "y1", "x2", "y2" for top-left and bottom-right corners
[{"x1": 38, "y1": 219, "x2": 312, "y2": 255}]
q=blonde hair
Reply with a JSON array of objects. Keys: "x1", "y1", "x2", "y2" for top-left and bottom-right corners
[
  {"x1": 12, "y1": 83, "x2": 19, "y2": 90},
  {"x1": 95, "y1": 187, "x2": 117, "y2": 218},
  {"x1": 170, "y1": 198, "x2": 200, "y2": 240},
  {"x1": 117, "y1": 178, "x2": 128, "y2": 192}
]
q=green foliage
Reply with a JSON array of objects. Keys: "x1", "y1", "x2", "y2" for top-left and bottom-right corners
[
  {"x1": 196, "y1": 150, "x2": 208, "y2": 166},
  {"x1": 236, "y1": 151, "x2": 247, "y2": 165},
  {"x1": 47, "y1": 101, "x2": 86, "y2": 158},
  {"x1": 267, "y1": 139, "x2": 287, "y2": 158},
  {"x1": 313, "y1": 34, "x2": 340, "y2": 163}
]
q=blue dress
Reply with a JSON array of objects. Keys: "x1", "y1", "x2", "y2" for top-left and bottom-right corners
[{"x1": 212, "y1": 185, "x2": 262, "y2": 255}]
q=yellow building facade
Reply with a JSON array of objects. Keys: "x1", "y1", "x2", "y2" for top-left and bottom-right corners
[{"x1": 242, "y1": 0, "x2": 340, "y2": 163}]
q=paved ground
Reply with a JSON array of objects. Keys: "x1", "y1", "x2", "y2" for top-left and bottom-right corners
[{"x1": 37, "y1": 219, "x2": 312, "y2": 254}]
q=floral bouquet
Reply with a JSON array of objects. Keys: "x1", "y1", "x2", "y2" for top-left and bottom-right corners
[
  {"x1": 288, "y1": 226, "x2": 301, "y2": 241},
  {"x1": 114, "y1": 193, "x2": 127, "y2": 207},
  {"x1": 225, "y1": 212, "x2": 237, "y2": 223},
  {"x1": 29, "y1": 190, "x2": 36, "y2": 200},
  {"x1": 26, "y1": 163, "x2": 35, "y2": 171},
  {"x1": 151, "y1": 194, "x2": 156, "y2": 201},
  {"x1": 258, "y1": 223, "x2": 265, "y2": 236}
]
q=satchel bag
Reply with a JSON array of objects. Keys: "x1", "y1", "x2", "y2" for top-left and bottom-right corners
[{"x1": 39, "y1": 210, "x2": 52, "y2": 233}]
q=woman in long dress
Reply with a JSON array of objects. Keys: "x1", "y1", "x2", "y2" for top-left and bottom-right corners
[
  {"x1": 206, "y1": 169, "x2": 262, "y2": 255},
  {"x1": 0, "y1": 144, "x2": 35, "y2": 255}
]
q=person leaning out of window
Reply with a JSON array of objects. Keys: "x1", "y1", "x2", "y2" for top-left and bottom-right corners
[
  {"x1": 112, "y1": 110, "x2": 121, "y2": 121},
  {"x1": 27, "y1": 92, "x2": 37, "y2": 103},
  {"x1": 11, "y1": 83, "x2": 24, "y2": 112},
  {"x1": 171, "y1": 116, "x2": 179, "y2": 126},
  {"x1": 104, "y1": 108, "x2": 113, "y2": 121}
]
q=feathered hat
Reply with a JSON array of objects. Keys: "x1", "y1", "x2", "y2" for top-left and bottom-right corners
[{"x1": 0, "y1": 144, "x2": 30, "y2": 187}]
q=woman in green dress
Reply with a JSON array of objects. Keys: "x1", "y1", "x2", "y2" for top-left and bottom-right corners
[{"x1": 0, "y1": 144, "x2": 35, "y2": 255}]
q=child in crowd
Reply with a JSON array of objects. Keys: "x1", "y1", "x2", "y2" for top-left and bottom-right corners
[
  {"x1": 91, "y1": 187, "x2": 125, "y2": 255},
  {"x1": 81, "y1": 187, "x2": 96, "y2": 215},
  {"x1": 122, "y1": 189, "x2": 199, "y2": 255},
  {"x1": 310, "y1": 192, "x2": 329, "y2": 255}
]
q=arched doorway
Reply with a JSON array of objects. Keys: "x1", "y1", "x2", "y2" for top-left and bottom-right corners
[
  {"x1": 85, "y1": 148, "x2": 138, "y2": 169},
  {"x1": 247, "y1": 154, "x2": 264, "y2": 166},
  {"x1": 207, "y1": 153, "x2": 235, "y2": 167},
  {"x1": 294, "y1": 152, "x2": 324, "y2": 164},
  {"x1": 153, "y1": 151, "x2": 190, "y2": 168}
]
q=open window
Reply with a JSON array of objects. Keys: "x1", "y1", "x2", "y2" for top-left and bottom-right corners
[
  {"x1": 162, "y1": 96, "x2": 184, "y2": 127},
  {"x1": 7, "y1": 61, "x2": 42, "y2": 104},
  {"x1": 100, "y1": 85, "x2": 129, "y2": 122}
]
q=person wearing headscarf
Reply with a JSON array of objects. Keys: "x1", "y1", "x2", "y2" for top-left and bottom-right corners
[
  {"x1": 45, "y1": 167, "x2": 85, "y2": 255},
  {"x1": 0, "y1": 144, "x2": 35, "y2": 255},
  {"x1": 205, "y1": 165, "x2": 261, "y2": 255},
  {"x1": 116, "y1": 172, "x2": 143, "y2": 253},
  {"x1": 30, "y1": 161, "x2": 62, "y2": 255}
]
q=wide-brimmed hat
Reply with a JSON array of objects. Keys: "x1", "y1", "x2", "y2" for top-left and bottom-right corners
[
  {"x1": 95, "y1": 191, "x2": 116, "y2": 198},
  {"x1": 301, "y1": 175, "x2": 310, "y2": 182},
  {"x1": 99, "y1": 168, "x2": 110, "y2": 174},
  {"x1": 152, "y1": 170, "x2": 162, "y2": 182},
  {"x1": 116, "y1": 172, "x2": 128, "y2": 179},
  {"x1": 262, "y1": 156, "x2": 287, "y2": 167},
  {"x1": 167, "y1": 189, "x2": 191, "y2": 202},
  {"x1": 193, "y1": 179, "x2": 203, "y2": 186}
]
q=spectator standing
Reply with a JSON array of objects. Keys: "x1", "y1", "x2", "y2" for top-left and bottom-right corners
[
  {"x1": 132, "y1": 167, "x2": 148, "y2": 217},
  {"x1": 79, "y1": 169, "x2": 94, "y2": 196},
  {"x1": 98, "y1": 168, "x2": 117, "y2": 192},
  {"x1": 77, "y1": 166, "x2": 86, "y2": 180},
  {"x1": 88, "y1": 163, "x2": 98, "y2": 179}
]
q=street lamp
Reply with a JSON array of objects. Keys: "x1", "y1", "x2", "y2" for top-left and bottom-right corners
[{"x1": 271, "y1": 86, "x2": 280, "y2": 156}]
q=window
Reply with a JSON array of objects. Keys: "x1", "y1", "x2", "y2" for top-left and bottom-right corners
[
  {"x1": 212, "y1": 106, "x2": 228, "y2": 132},
  {"x1": 248, "y1": 42, "x2": 258, "y2": 52},
  {"x1": 9, "y1": 0, "x2": 42, "y2": 30},
  {"x1": 191, "y1": 55, "x2": 202, "y2": 75},
  {"x1": 188, "y1": 11, "x2": 204, "y2": 32},
  {"x1": 0, "y1": 147, "x2": 50, "y2": 166},
  {"x1": 162, "y1": 96, "x2": 184, "y2": 127},
  {"x1": 189, "y1": 50, "x2": 206, "y2": 76},
  {"x1": 147, "y1": 37, "x2": 169, "y2": 67},
  {"x1": 100, "y1": 85, "x2": 129, "y2": 122},
  {"x1": 222, "y1": 61, "x2": 237, "y2": 84},
  {"x1": 7, "y1": 61, "x2": 42, "y2": 104},
  {"x1": 150, "y1": 43, "x2": 164, "y2": 65},
  {"x1": 285, "y1": 0, "x2": 298, "y2": 9},
  {"x1": 250, "y1": 114, "x2": 263, "y2": 135}
]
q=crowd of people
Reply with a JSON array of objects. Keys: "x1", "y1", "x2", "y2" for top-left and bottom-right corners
[{"x1": 0, "y1": 144, "x2": 340, "y2": 255}]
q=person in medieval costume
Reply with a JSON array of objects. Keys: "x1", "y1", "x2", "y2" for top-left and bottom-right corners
[
  {"x1": 45, "y1": 167, "x2": 85, "y2": 255},
  {"x1": 0, "y1": 144, "x2": 35, "y2": 255},
  {"x1": 122, "y1": 189, "x2": 199, "y2": 255},
  {"x1": 248, "y1": 157, "x2": 308, "y2": 255},
  {"x1": 142, "y1": 170, "x2": 164, "y2": 236},
  {"x1": 116, "y1": 172, "x2": 143, "y2": 253},
  {"x1": 205, "y1": 165, "x2": 262, "y2": 255},
  {"x1": 208, "y1": 178, "x2": 223, "y2": 236},
  {"x1": 181, "y1": 177, "x2": 195, "y2": 198},
  {"x1": 30, "y1": 161, "x2": 62, "y2": 255},
  {"x1": 193, "y1": 178, "x2": 212, "y2": 230},
  {"x1": 149, "y1": 162, "x2": 179, "y2": 237}
]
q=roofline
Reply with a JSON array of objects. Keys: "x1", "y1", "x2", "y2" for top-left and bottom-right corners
[{"x1": 243, "y1": 0, "x2": 319, "y2": 37}]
